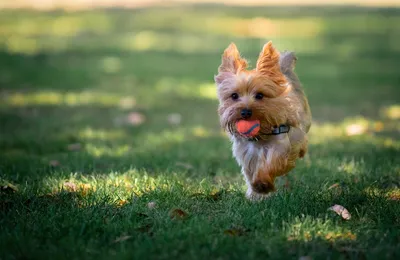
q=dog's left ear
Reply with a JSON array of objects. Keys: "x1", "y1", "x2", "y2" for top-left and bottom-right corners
[
  {"x1": 215, "y1": 43, "x2": 248, "y2": 85},
  {"x1": 256, "y1": 41, "x2": 287, "y2": 86}
]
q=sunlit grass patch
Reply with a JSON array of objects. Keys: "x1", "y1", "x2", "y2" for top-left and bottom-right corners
[
  {"x1": 309, "y1": 116, "x2": 400, "y2": 145},
  {"x1": 286, "y1": 216, "x2": 357, "y2": 242},
  {"x1": 153, "y1": 78, "x2": 218, "y2": 100},
  {"x1": 0, "y1": 12, "x2": 112, "y2": 38},
  {"x1": 78, "y1": 128, "x2": 127, "y2": 141},
  {"x1": 1, "y1": 90, "x2": 133, "y2": 107},
  {"x1": 381, "y1": 104, "x2": 400, "y2": 120},
  {"x1": 36, "y1": 169, "x2": 232, "y2": 207}
]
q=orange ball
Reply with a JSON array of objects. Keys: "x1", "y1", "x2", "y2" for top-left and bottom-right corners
[{"x1": 235, "y1": 120, "x2": 260, "y2": 137}]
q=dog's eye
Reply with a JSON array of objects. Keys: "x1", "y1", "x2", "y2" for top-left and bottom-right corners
[
  {"x1": 255, "y1": 93, "x2": 264, "y2": 100},
  {"x1": 231, "y1": 93, "x2": 239, "y2": 100}
]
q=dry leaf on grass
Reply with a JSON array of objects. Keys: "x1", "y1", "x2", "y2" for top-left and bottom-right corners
[
  {"x1": 63, "y1": 182, "x2": 77, "y2": 192},
  {"x1": 223, "y1": 227, "x2": 248, "y2": 237},
  {"x1": 328, "y1": 204, "x2": 351, "y2": 220},
  {"x1": 113, "y1": 235, "x2": 132, "y2": 243},
  {"x1": 169, "y1": 208, "x2": 188, "y2": 220},
  {"x1": 126, "y1": 112, "x2": 145, "y2": 125},
  {"x1": 1, "y1": 184, "x2": 18, "y2": 194},
  {"x1": 114, "y1": 112, "x2": 145, "y2": 127},
  {"x1": 327, "y1": 183, "x2": 343, "y2": 195},
  {"x1": 147, "y1": 201, "x2": 157, "y2": 209},
  {"x1": 327, "y1": 183, "x2": 340, "y2": 190}
]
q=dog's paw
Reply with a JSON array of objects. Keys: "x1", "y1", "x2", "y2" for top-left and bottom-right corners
[{"x1": 246, "y1": 188, "x2": 272, "y2": 201}]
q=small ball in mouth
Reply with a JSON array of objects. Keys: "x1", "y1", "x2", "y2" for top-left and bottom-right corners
[{"x1": 236, "y1": 120, "x2": 260, "y2": 137}]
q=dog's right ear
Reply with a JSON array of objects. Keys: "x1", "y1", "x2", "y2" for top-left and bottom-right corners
[{"x1": 215, "y1": 43, "x2": 247, "y2": 85}]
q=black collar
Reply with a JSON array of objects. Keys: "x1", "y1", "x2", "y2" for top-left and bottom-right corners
[
  {"x1": 269, "y1": 124, "x2": 290, "y2": 135},
  {"x1": 247, "y1": 124, "x2": 290, "y2": 142}
]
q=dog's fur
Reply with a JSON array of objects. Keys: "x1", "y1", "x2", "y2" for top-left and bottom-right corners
[{"x1": 214, "y1": 41, "x2": 312, "y2": 200}]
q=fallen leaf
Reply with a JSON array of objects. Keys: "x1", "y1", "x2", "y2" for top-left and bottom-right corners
[
  {"x1": 327, "y1": 183, "x2": 343, "y2": 196},
  {"x1": 113, "y1": 235, "x2": 132, "y2": 243},
  {"x1": 1, "y1": 184, "x2": 18, "y2": 194},
  {"x1": 49, "y1": 160, "x2": 60, "y2": 167},
  {"x1": 114, "y1": 112, "x2": 145, "y2": 127},
  {"x1": 328, "y1": 204, "x2": 351, "y2": 220},
  {"x1": 67, "y1": 143, "x2": 81, "y2": 151},
  {"x1": 167, "y1": 113, "x2": 182, "y2": 125},
  {"x1": 126, "y1": 112, "x2": 145, "y2": 126},
  {"x1": 63, "y1": 181, "x2": 77, "y2": 192},
  {"x1": 223, "y1": 227, "x2": 247, "y2": 237},
  {"x1": 328, "y1": 183, "x2": 340, "y2": 190},
  {"x1": 147, "y1": 201, "x2": 157, "y2": 209},
  {"x1": 169, "y1": 208, "x2": 188, "y2": 220}
]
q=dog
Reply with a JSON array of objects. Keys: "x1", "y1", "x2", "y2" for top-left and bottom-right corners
[{"x1": 214, "y1": 41, "x2": 312, "y2": 200}]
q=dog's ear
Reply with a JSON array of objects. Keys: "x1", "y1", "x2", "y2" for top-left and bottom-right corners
[
  {"x1": 279, "y1": 51, "x2": 297, "y2": 74},
  {"x1": 256, "y1": 41, "x2": 287, "y2": 86},
  {"x1": 215, "y1": 43, "x2": 247, "y2": 85}
]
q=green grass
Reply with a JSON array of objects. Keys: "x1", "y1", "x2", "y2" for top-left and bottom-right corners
[{"x1": 1, "y1": 4, "x2": 400, "y2": 260}]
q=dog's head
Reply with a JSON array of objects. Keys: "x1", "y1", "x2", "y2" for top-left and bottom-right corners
[{"x1": 215, "y1": 41, "x2": 294, "y2": 138}]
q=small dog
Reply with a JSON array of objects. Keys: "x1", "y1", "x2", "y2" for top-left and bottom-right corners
[{"x1": 214, "y1": 41, "x2": 312, "y2": 200}]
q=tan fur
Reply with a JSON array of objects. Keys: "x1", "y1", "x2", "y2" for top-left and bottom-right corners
[{"x1": 214, "y1": 41, "x2": 312, "y2": 200}]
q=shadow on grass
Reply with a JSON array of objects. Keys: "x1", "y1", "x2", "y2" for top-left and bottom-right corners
[{"x1": 1, "y1": 175, "x2": 399, "y2": 259}]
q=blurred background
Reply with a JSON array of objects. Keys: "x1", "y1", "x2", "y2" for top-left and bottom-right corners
[
  {"x1": 0, "y1": 0, "x2": 399, "y2": 181},
  {"x1": 1, "y1": 2, "x2": 399, "y2": 258}
]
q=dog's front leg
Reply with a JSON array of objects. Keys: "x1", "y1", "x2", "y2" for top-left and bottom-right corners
[{"x1": 244, "y1": 136, "x2": 293, "y2": 201}]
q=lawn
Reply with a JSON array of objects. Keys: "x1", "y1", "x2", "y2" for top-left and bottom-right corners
[{"x1": 0, "y1": 3, "x2": 399, "y2": 260}]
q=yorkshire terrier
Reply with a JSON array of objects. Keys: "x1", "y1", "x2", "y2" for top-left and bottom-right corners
[{"x1": 214, "y1": 41, "x2": 312, "y2": 200}]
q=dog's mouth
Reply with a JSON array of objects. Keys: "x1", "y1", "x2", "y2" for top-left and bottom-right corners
[
  {"x1": 225, "y1": 120, "x2": 260, "y2": 140},
  {"x1": 235, "y1": 119, "x2": 260, "y2": 137}
]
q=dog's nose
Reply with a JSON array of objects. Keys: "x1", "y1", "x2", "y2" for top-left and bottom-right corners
[{"x1": 241, "y1": 109, "x2": 252, "y2": 119}]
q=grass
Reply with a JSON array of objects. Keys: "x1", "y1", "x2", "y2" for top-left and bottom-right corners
[{"x1": 0, "y1": 4, "x2": 400, "y2": 260}]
